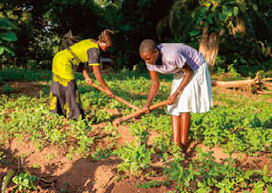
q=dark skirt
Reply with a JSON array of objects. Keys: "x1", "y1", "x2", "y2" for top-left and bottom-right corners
[{"x1": 49, "y1": 73, "x2": 84, "y2": 120}]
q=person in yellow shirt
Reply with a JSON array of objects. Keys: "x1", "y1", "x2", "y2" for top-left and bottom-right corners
[{"x1": 49, "y1": 29, "x2": 115, "y2": 120}]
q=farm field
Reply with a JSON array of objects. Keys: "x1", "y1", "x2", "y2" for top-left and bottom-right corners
[{"x1": 0, "y1": 69, "x2": 271, "y2": 193}]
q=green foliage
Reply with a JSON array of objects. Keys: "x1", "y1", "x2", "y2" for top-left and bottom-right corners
[
  {"x1": 0, "y1": 68, "x2": 51, "y2": 82},
  {"x1": 170, "y1": 0, "x2": 262, "y2": 41},
  {"x1": 163, "y1": 147, "x2": 272, "y2": 192},
  {"x1": 0, "y1": 69, "x2": 271, "y2": 192},
  {"x1": 0, "y1": 151, "x2": 5, "y2": 161},
  {"x1": 0, "y1": 0, "x2": 103, "y2": 69},
  {"x1": 169, "y1": 0, "x2": 198, "y2": 43},
  {"x1": 47, "y1": 0, "x2": 103, "y2": 36},
  {"x1": 105, "y1": 0, "x2": 174, "y2": 70},
  {"x1": 136, "y1": 180, "x2": 163, "y2": 189},
  {"x1": 0, "y1": 18, "x2": 17, "y2": 56},
  {"x1": 0, "y1": 93, "x2": 94, "y2": 156},
  {"x1": 2, "y1": 82, "x2": 13, "y2": 93},
  {"x1": 12, "y1": 170, "x2": 37, "y2": 192},
  {"x1": 219, "y1": 35, "x2": 272, "y2": 77},
  {"x1": 190, "y1": 99, "x2": 272, "y2": 154},
  {"x1": 115, "y1": 141, "x2": 154, "y2": 174},
  {"x1": 0, "y1": 0, "x2": 271, "y2": 75},
  {"x1": 129, "y1": 123, "x2": 150, "y2": 145},
  {"x1": 169, "y1": 0, "x2": 272, "y2": 75},
  {"x1": 89, "y1": 108, "x2": 111, "y2": 123},
  {"x1": 246, "y1": 165, "x2": 272, "y2": 193},
  {"x1": 213, "y1": 64, "x2": 244, "y2": 81},
  {"x1": 90, "y1": 146, "x2": 113, "y2": 161}
]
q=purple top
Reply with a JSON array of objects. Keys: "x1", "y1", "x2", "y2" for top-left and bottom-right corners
[{"x1": 146, "y1": 43, "x2": 204, "y2": 75}]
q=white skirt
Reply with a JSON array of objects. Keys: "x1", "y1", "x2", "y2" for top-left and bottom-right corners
[{"x1": 167, "y1": 61, "x2": 213, "y2": 115}]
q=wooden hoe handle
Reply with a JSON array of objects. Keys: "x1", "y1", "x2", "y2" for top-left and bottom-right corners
[
  {"x1": 113, "y1": 100, "x2": 169, "y2": 126},
  {"x1": 90, "y1": 83, "x2": 139, "y2": 111}
]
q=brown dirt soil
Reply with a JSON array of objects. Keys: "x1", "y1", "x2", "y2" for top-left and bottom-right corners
[
  {"x1": 1, "y1": 81, "x2": 47, "y2": 96},
  {"x1": 0, "y1": 138, "x2": 171, "y2": 193},
  {"x1": 1, "y1": 81, "x2": 271, "y2": 193}
]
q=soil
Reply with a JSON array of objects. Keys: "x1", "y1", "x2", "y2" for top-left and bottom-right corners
[{"x1": 0, "y1": 82, "x2": 271, "y2": 193}]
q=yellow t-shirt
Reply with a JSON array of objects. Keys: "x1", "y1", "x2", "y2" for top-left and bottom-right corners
[{"x1": 52, "y1": 39, "x2": 100, "y2": 80}]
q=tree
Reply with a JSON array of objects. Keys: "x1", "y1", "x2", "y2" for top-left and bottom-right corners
[
  {"x1": 116, "y1": 0, "x2": 174, "y2": 69},
  {"x1": 93, "y1": 0, "x2": 174, "y2": 70},
  {"x1": 0, "y1": 0, "x2": 105, "y2": 69},
  {"x1": 0, "y1": 0, "x2": 56, "y2": 69},
  {"x1": 169, "y1": 0, "x2": 272, "y2": 74}
]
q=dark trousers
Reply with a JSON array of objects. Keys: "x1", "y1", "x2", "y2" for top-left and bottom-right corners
[{"x1": 49, "y1": 74, "x2": 84, "y2": 120}]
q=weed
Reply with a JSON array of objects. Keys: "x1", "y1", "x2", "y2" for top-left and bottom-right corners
[
  {"x1": 115, "y1": 141, "x2": 154, "y2": 175},
  {"x1": 12, "y1": 170, "x2": 37, "y2": 192}
]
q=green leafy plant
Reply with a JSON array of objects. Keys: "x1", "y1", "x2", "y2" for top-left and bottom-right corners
[
  {"x1": 135, "y1": 180, "x2": 165, "y2": 189},
  {"x1": 12, "y1": 170, "x2": 37, "y2": 192},
  {"x1": 0, "y1": 151, "x2": 5, "y2": 161},
  {"x1": 90, "y1": 146, "x2": 113, "y2": 161},
  {"x1": 129, "y1": 123, "x2": 150, "y2": 145},
  {"x1": 0, "y1": 18, "x2": 17, "y2": 56},
  {"x1": 46, "y1": 152, "x2": 57, "y2": 160},
  {"x1": 244, "y1": 165, "x2": 272, "y2": 193},
  {"x1": 1, "y1": 156, "x2": 37, "y2": 193},
  {"x1": 115, "y1": 141, "x2": 154, "y2": 174}
]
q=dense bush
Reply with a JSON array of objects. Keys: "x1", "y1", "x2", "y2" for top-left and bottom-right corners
[{"x1": 0, "y1": 0, "x2": 271, "y2": 74}]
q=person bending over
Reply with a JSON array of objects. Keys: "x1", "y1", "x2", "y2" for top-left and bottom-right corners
[
  {"x1": 49, "y1": 29, "x2": 115, "y2": 120},
  {"x1": 139, "y1": 39, "x2": 212, "y2": 152}
]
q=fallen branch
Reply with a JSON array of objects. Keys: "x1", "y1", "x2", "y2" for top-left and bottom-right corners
[
  {"x1": 262, "y1": 82, "x2": 272, "y2": 87},
  {"x1": 90, "y1": 83, "x2": 139, "y2": 111},
  {"x1": 262, "y1": 78, "x2": 272, "y2": 81},
  {"x1": 255, "y1": 90, "x2": 272, "y2": 94},
  {"x1": 211, "y1": 72, "x2": 262, "y2": 88},
  {"x1": 113, "y1": 100, "x2": 169, "y2": 126}
]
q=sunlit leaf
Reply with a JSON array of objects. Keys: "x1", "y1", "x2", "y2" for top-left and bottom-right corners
[
  {"x1": 267, "y1": 185, "x2": 272, "y2": 193},
  {"x1": 233, "y1": 6, "x2": 239, "y2": 16},
  {"x1": 4, "y1": 46, "x2": 15, "y2": 56},
  {"x1": 0, "y1": 46, "x2": 4, "y2": 55},
  {"x1": 190, "y1": 30, "x2": 200, "y2": 36},
  {"x1": 252, "y1": 4, "x2": 258, "y2": 11},
  {"x1": 0, "y1": 31, "x2": 17, "y2": 41}
]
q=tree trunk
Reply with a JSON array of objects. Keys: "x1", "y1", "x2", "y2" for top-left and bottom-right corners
[{"x1": 198, "y1": 27, "x2": 219, "y2": 75}]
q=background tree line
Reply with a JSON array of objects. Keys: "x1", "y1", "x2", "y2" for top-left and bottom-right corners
[{"x1": 0, "y1": 0, "x2": 271, "y2": 76}]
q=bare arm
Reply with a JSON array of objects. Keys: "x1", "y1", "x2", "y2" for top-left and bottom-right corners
[
  {"x1": 174, "y1": 64, "x2": 194, "y2": 94},
  {"x1": 144, "y1": 70, "x2": 160, "y2": 108},
  {"x1": 168, "y1": 64, "x2": 194, "y2": 105},
  {"x1": 92, "y1": 65, "x2": 114, "y2": 96},
  {"x1": 82, "y1": 66, "x2": 89, "y2": 79},
  {"x1": 82, "y1": 65, "x2": 93, "y2": 85}
]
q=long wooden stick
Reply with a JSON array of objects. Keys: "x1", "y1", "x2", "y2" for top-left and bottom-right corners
[
  {"x1": 113, "y1": 100, "x2": 169, "y2": 126},
  {"x1": 90, "y1": 83, "x2": 139, "y2": 111}
]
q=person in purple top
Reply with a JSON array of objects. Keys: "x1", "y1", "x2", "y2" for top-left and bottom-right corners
[{"x1": 139, "y1": 39, "x2": 212, "y2": 153}]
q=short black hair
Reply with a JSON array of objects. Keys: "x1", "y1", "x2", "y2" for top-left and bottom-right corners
[{"x1": 139, "y1": 39, "x2": 157, "y2": 54}]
